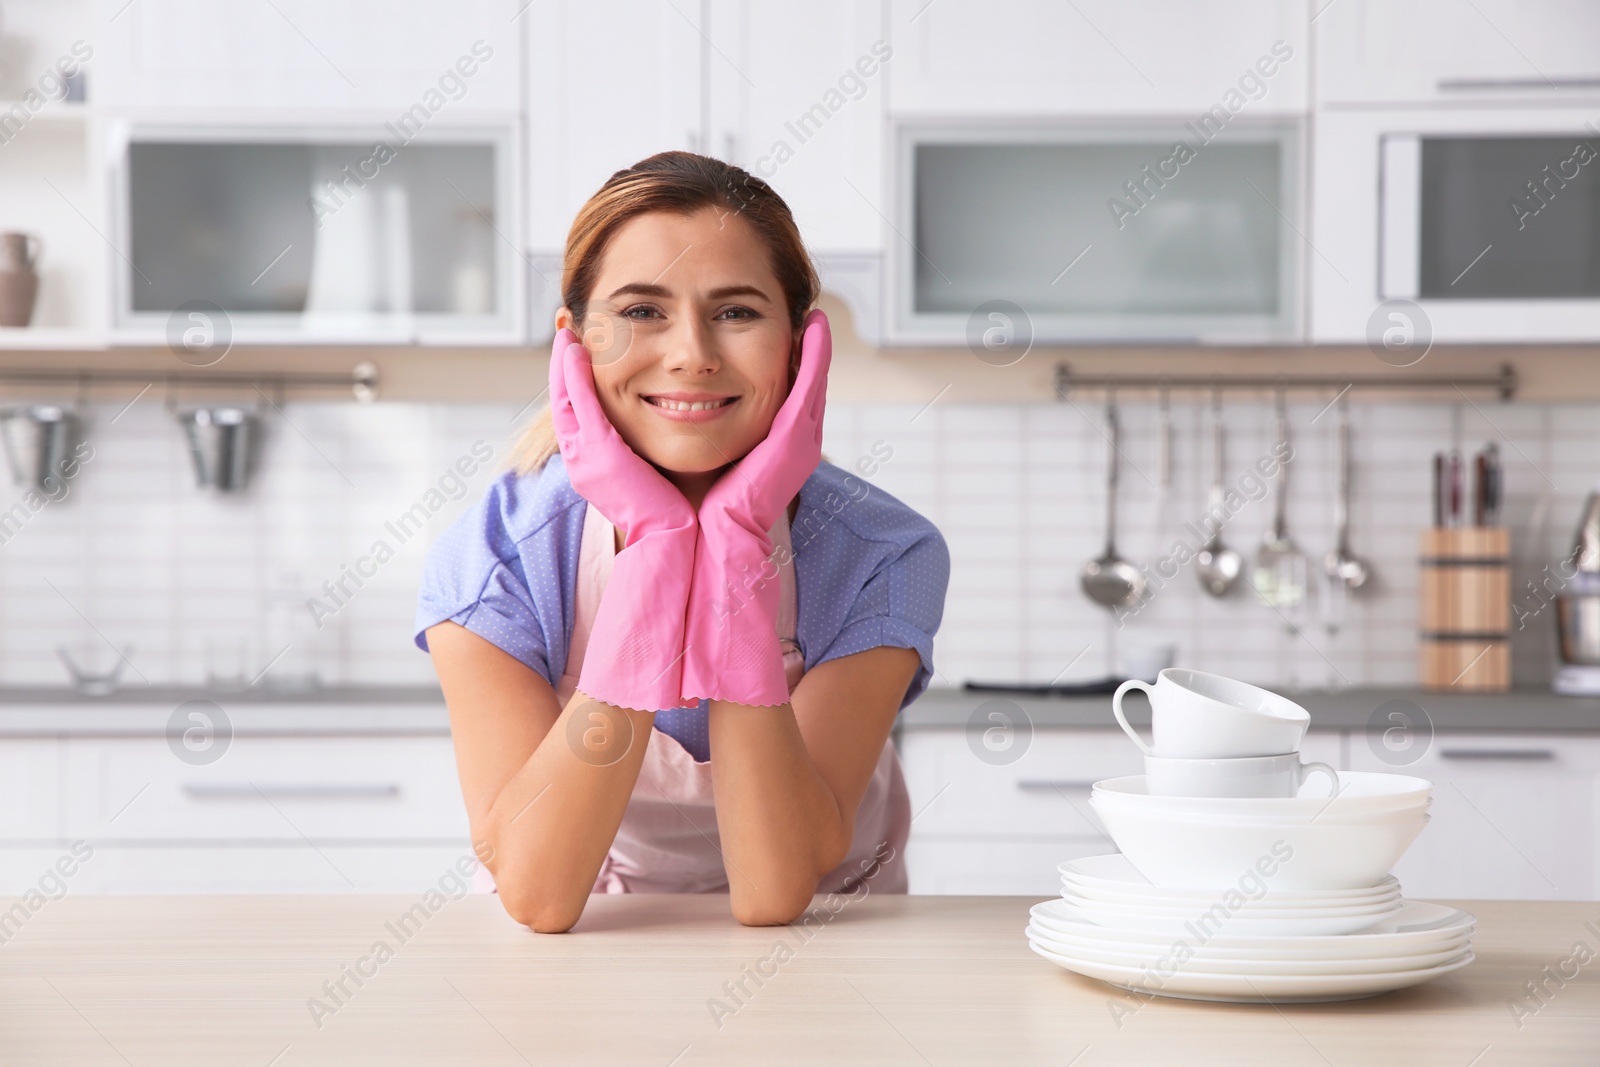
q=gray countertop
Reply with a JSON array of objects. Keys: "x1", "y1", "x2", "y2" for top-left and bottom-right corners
[
  {"x1": 900, "y1": 686, "x2": 1600, "y2": 733},
  {"x1": 0, "y1": 684, "x2": 1596, "y2": 737}
]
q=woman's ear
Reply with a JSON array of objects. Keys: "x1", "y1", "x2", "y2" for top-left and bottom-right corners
[{"x1": 555, "y1": 306, "x2": 575, "y2": 334}]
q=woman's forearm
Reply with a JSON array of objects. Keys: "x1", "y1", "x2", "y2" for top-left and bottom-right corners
[
  {"x1": 482, "y1": 693, "x2": 654, "y2": 933},
  {"x1": 707, "y1": 700, "x2": 852, "y2": 925}
]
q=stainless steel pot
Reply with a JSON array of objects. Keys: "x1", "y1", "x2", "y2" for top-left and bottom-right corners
[
  {"x1": 0, "y1": 404, "x2": 75, "y2": 490},
  {"x1": 177, "y1": 406, "x2": 256, "y2": 491},
  {"x1": 1556, "y1": 594, "x2": 1600, "y2": 666}
]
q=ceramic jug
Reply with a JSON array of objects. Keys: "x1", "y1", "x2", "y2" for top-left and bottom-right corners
[{"x1": 0, "y1": 232, "x2": 42, "y2": 328}]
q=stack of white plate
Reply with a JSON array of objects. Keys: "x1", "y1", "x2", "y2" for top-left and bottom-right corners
[
  {"x1": 1023, "y1": 768, "x2": 1475, "y2": 1003},
  {"x1": 1028, "y1": 890, "x2": 1476, "y2": 1003}
]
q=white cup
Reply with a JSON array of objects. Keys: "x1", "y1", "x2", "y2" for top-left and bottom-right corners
[
  {"x1": 1113, "y1": 667, "x2": 1310, "y2": 759},
  {"x1": 1144, "y1": 753, "x2": 1339, "y2": 798}
]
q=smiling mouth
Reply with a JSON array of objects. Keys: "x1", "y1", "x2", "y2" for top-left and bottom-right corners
[{"x1": 644, "y1": 396, "x2": 738, "y2": 411}]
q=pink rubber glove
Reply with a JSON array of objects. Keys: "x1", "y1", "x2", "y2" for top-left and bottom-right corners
[
  {"x1": 548, "y1": 328, "x2": 699, "y2": 713},
  {"x1": 680, "y1": 309, "x2": 831, "y2": 706}
]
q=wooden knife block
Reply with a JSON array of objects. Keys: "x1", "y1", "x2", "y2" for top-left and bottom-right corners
[{"x1": 1418, "y1": 528, "x2": 1510, "y2": 691}]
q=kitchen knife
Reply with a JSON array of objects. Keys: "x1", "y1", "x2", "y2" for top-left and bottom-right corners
[
  {"x1": 1474, "y1": 449, "x2": 1488, "y2": 526},
  {"x1": 1432, "y1": 452, "x2": 1445, "y2": 528},
  {"x1": 1448, "y1": 449, "x2": 1463, "y2": 527}
]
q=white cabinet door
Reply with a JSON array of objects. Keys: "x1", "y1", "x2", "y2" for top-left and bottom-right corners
[
  {"x1": 1316, "y1": 0, "x2": 1600, "y2": 106},
  {"x1": 0, "y1": 740, "x2": 61, "y2": 841},
  {"x1": 1348, "y1": 733, "x2": 1599, "y2": 901},
  {"x1": 887, "y1": 0, "x2": 1308, "y2": 116},
  {"x1": 95, "y1": 0, "x2": 522, "y2": 115},
  {"x1": 523, "y1": 0, "x2": 705, "y2": 252},
  {"x1": 707, "y1": 0, "x2": 888, "y2": 253}
]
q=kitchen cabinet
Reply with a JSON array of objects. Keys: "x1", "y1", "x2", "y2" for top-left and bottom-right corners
[
  {"x1": 1346, "y1": 732, "x2": 1600, "y2": 902},
  {"x1": 1308, "y1": 105, "x2": 1600, "y2": 343},
  {"x1": 1315, "y1": 0, "x2": 1600, "y2": 107},
  {"x1": 899, "y1": 727, "x2": 1341, "y2": 894},
  {"x1": 706, "y1": 0, "x2": 888, "y2": 254},
  {"x1": 523, "y1": 0, "x2": 888, "y2": 339},
  {"x1": 521, "y1": 0, "x2": 704, "y2": 254},
  {"x1": 93, "y1": 0, "x2": 522, "y2": 116},
  {"x1": 901, "y1": 721, "x2": 1600, "y2": 901},
  {"x1": 107, "y1": 125, "x2": 524, "y2": 345},
  {"x1": 0, "y1": 732, "x2": 470, "y2": 894},
  {"x1": 0, "y1": 741, "x2": 62, "y2": 842},
  {"x1": 886, "y1": 0, "x2": 1309, "y2": 116}
]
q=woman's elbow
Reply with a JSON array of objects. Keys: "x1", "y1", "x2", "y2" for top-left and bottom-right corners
[
  {"x1": 731, "y1": 882, "x2": 818, "y2": 927},
  {"x1": 497, "y1": 879, "x2": 585, "y2": 933}
]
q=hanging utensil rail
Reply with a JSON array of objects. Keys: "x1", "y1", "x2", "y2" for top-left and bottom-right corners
[
  {"x1": 1053, "y1": 362, "x2": 1515, "y2": 401},
  {"x1": 0, "y1": 362, "x2": 379, "y2": 402}
]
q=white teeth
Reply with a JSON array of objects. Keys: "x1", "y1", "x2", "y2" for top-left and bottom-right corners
[{"x1": 649, "y1": 397, "x2": 731, "y2": 411}]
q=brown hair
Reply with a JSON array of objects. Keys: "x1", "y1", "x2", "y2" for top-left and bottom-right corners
[{"x1": 509, "y1": 151, "x2": 820, "y2": 474}]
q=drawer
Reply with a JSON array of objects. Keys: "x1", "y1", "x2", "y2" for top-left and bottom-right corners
[
  {"x1": 61, "y1": 736, "x2": 469, "y2": 842},
  {"x1": 906, "y1": 837, "x2": 1113, "y2": 895}
]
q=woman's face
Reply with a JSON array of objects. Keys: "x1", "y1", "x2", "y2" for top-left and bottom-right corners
[{"x1": 557, "y1": 207, "x2": 795, "y2": 476}]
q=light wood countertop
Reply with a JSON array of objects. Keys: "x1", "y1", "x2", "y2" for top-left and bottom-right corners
[{"x1": 1, "y1": 894, "x2": 1596, "y2": 1065}]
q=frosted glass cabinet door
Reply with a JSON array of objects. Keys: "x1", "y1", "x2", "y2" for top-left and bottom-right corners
[
  {"x1": 113, "y1": 127, "x2": 520, "y2": 343},
  {"x1": 892, "y1": 122, "x2": 1303, "y2": 344}
]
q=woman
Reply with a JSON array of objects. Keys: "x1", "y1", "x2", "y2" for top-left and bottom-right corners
[{"x1": 413, "y1": 151, "x2": 949, "y2": 932}]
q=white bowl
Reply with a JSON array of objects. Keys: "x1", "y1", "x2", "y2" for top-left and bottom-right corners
[
  {"x1": 1059, "y1": 855, "x2": 1402, "y2": 903},
  {"x1": 1092, "y1": 772, "x2": 1432, "y2": 820},
  {"x1": 1089, "y1": 795, "x2": 1430, "y2": 890},
  {"x1": 1094, "y1": 796, "x2": 1433, "y2": 831}
]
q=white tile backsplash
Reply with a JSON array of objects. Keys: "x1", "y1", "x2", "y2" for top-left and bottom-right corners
[{"x1": 0, "y1": 394, "x2": 1593, "y2": 692}]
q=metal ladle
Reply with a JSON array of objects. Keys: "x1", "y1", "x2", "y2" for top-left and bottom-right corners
[
  {"x1": 1324, "y1": 395, "x2": 1370, "y2": 590},
  {"x1": 1196, "y1": 390, "x2": 1244, "y2": 597},
  {"x1": 1251, "y1": 389, "x2": 1308, "y2": 618},
  {"x1": 1081, "y1": 398, "x2": 1147, "y2": 611}
]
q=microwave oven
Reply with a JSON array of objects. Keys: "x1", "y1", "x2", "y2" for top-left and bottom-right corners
[{"x1": 1313, "y1": 106, "x2": 1600, "y2": 343}]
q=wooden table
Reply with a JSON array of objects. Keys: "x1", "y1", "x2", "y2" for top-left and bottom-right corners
[{"x1": 1, "y1": 894, "x2": 1596, "y2": 1065}]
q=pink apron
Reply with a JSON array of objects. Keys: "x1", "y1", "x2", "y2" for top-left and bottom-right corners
[{"x1": 478, "y1": 502, "x2": 910, "y2": 896}]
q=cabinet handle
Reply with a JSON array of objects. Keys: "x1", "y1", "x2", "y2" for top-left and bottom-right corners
[
  {"x1": 1016, "y1": 779, "x2": 1100, "y2": 792},
  {"x1": 182, "y1": 784, "x2": 402, "y2": 800},
  {"x1": 1437, "y1": 748, "x2": 1555, "y2": 761},
  {"x1": 1439, "y1": 77, "x2": 1600, "y2": 92}
]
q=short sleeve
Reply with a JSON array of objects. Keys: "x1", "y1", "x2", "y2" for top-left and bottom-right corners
[
  {"x1": 811, "y1": 517, "x2": 950, "y2": 710},
  {"x1": 413, "y1": 461, "x2": 585, "y2": 689}
]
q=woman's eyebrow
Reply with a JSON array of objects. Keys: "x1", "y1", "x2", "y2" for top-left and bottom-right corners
[
  {"x1": 606, "y1": 282, "x2": 672, "y2": 301},
  {"x1": 704, "y1": 284, "x2": 772, "y2": 302}
]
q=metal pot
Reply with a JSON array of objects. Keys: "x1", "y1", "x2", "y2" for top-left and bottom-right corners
[
  {"x1": 1556, "y1": 594, "x2": 1600, "y2": 666},
  {"x1": 177, "y1": 406, "x2": 256, "y2": 491},
  {"x1": 0, "y1": 404, "x2": 75, "y2": 490}
]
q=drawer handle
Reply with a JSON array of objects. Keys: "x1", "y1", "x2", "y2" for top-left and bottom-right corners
[
  {"x1": 1437, "y1": 748, "x2": 1555, "y2": 761},
  {"x1": 1016, "y1": 780, "x2": 1100, "y2": 792},
  {"x1": 182, "y1": 784, "x2": 402, "y2": 800}
]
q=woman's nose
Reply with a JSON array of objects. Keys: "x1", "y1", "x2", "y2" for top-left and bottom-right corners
[{"x1": 660, "y1": 316, "x2": 721, "y2": 375}]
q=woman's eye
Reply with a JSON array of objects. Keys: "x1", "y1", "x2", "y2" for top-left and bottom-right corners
[
  {"x1": 620, "y1": 304, "x2": 662, "y2": 321},
  {"x1": 717, "y1": 305, "x2": 758, "y2": 322}
]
